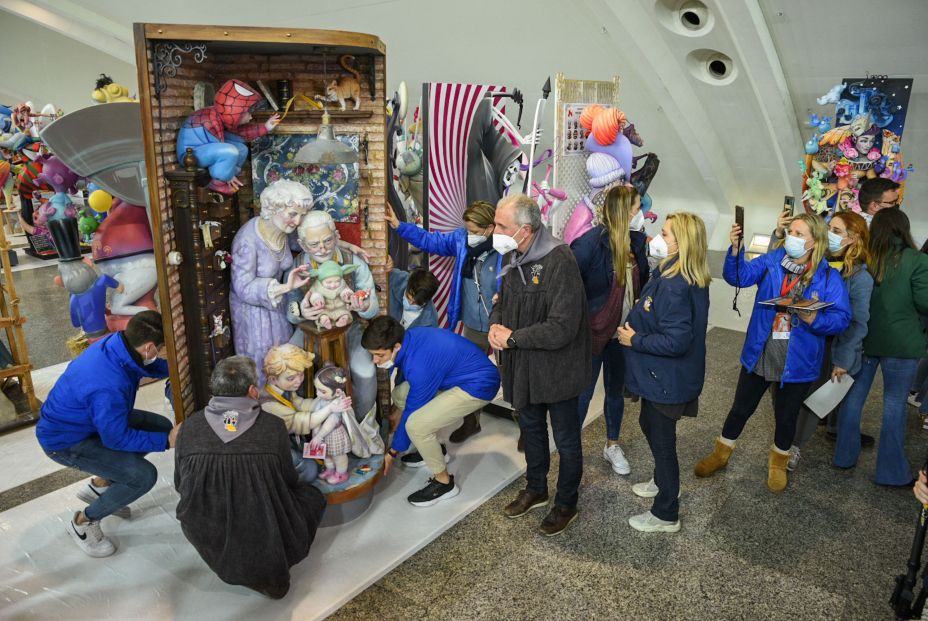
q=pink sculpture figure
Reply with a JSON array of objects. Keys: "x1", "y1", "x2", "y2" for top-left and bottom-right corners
[
  {"x1": 91, "y1": 199, "x2": 158, "y2": 331},
  {"x1": 176, "y1": 79, "x2": 280, "y2": 194},
  {"x1": 295, "y1": 260, "x2": 360, "y2": 330},
  {"x1": 34, "y1": 155, "x2": 80, "y2": 221},
  {"x1": 562, "y1": 105, "x2": 635, "y2": 245},
  {"x1": 308, "y1": 364, "x2": 355, "y2": 485}
]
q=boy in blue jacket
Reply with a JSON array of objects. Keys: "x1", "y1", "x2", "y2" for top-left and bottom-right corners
[
  {"x1": 36, "y1": 310, "x2": 178, "y2": 557},
  {"x1": 362, "y1": 316, "x2": 500, "y2": 507}
]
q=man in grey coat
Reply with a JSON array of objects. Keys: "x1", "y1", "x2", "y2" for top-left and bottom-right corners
[{"x1": 488, "y1": 194, "x2": 591, "y2": 536}]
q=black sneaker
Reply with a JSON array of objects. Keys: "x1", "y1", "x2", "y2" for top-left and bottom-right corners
[
  {"x1": 401, "y1": 444, "x2": 449, "y2": 468},
  {"x1": 407, "y1": 476, "x2": 460, "y2": 507}
]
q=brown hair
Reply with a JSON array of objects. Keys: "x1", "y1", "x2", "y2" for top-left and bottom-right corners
[
  {"x1": 830, "y1": 212, "x2": 870, "y2": 278},
  {"x1": 869, "y1": 208, "x2": 917, "y2": 285},
  {"x1": 462, "y1": 200, "x2": 496, "y2": 229},
  {"x1": 601, "y1": 185, "x2": 637, "y2": 286}
]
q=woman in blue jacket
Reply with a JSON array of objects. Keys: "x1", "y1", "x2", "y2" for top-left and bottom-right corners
[
  {"x1": 788, "y1": 211, "x2": 872, "y2": 470},
  {"x1": 385, "y1": 200, "x2": 502, "y2": 443},
  {"x1": 617, "y1": 212, "x2": 711, "y2": 533},
  {"x1": 694, "y1": 213, "x2": 850, "y2": 493},
  {"x1": 571, "y1": 185, "x2": 649, "y2": 476}
]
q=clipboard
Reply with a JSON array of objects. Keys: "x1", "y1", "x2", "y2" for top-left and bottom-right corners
[{"x1": 758, "y1": 297, "x2": 834, "y2": 312}]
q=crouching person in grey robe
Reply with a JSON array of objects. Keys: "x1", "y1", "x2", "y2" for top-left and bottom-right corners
[{"x1": 174, "y1": 355, "x2": 326, "y2": 599}]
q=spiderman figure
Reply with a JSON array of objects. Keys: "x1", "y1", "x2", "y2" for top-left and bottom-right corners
[{"x1": 176, "y1": 79, "x2": 280, "y2": 194}]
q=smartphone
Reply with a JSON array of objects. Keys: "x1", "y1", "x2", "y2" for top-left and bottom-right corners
[
  {"x1": 783, "y1": 195, "x2": 795, "y2": 217},
  {"x1": 735, "y1": 205, "x2": 744, "y2": 240}
]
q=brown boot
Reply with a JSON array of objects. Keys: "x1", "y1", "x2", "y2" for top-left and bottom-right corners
[
  {"x1": 694, "y1": 437, "x2": 734, "y2": 477},
  {"x1": 767, "y1": 446, "x2": 789, "y2": 493},
  {"x1": 449, "y1": 412, "x2": 481, "y2": 443},
  {"x1": 503, "y1": 488, "x2": 549, "y2": 518},
  {"x1": 538, "y1": 505, "x2": 578, "y2": 536}
]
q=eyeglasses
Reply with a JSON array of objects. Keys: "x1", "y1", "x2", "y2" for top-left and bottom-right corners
[{"x1": 879, "y1": 200, "x2": 899, "y2": 208}]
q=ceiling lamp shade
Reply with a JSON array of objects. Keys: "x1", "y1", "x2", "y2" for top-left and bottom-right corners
[{"x1": 294, "y1": 111, "x2": 358, "y2": 165}]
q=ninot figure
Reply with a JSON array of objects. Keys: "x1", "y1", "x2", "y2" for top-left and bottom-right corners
[
  {"x1": 176, "y1": 79, "x2": 281, "y2": 194},
  {"x1": 294, "y1": 260, "x2": 360, "y2": 330}
]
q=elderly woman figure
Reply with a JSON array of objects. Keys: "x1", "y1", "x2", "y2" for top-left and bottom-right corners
[{"x1": 230, "y1": 180, "x2": 312, "y2": 382}]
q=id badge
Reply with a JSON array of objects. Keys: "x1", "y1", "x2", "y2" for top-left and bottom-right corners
[{"x1": 772, "y1": 311, "x2": 791, "y2": 340}]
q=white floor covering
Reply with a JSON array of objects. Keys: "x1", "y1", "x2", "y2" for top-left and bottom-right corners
[{"x1": 0, "y1": 374, "x2": 603, "y2": 621}]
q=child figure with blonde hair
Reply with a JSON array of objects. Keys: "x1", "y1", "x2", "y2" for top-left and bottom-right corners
[{"x1": 260, "y1": 344, "x2": 351, "y2": 483}]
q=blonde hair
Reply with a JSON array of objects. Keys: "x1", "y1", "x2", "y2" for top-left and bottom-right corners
[
  {"x1": 661, "y1": 212, "x2": 711, "y2": 288},
  {"x1": 830, "y1": 211, "x2": 870, "y2": 278},
  {"x1": 788, "y1": 213, "x2": 829, "y2": 286},
  {"x1": 601, "y1": 186, "x2": 637, "y2": 286},
  {"x1": 462, "y1": 200, "x2": 496, "y2": 229},
  {"x1": 263, "y1": 344, "x2": 314, "y2": 380}
]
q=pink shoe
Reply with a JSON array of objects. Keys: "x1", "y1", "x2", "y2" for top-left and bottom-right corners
[{"x1": 327, "y1": 471, "x2": 350, "y2": 485}]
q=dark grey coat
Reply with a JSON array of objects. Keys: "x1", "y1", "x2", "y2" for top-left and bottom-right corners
[
  {"x1": 174, "y1": 410, "x2": 326, "y2": 595},
  {"x1": 490, "y1": 243, "x2": 591, "y2": 409}
]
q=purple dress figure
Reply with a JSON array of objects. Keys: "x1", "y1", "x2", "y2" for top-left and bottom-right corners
[{"x1": 230, "y1": 180, "x2": 313, "y2": 382}]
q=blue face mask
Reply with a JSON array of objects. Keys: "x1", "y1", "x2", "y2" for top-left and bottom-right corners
[
  {"x1": 402, "y1": 297, "x2": 422, "y2": 313},
  {"x1": 784, "y1": 234, "x2": 810, "y2": 259},
  {"x1": 827, "y1": 230, "x2": 846, "y2": 254}
]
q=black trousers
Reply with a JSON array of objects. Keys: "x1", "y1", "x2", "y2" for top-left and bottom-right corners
[
  {"x1": 721, "y1": 367, "x2": 813, "y2": 452},
  {"x1": 639, "y1": 399, "x2": 679, "y2": 522}
]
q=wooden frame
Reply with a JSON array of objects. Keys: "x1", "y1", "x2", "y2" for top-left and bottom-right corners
[{"x1": 134, "y1": 24, "x2": 387, "y2": 420}]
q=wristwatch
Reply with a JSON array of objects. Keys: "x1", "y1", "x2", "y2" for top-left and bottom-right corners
[{"x1": 506, "y1": 335, "x2": 517, "y2": 349}]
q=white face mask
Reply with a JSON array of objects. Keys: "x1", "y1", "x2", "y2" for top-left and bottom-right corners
[
  {"x1": 784, "y1": 234, "x2": 810, "y2": 259},
  {"x1": 629, "y1": 210, "x2": 645, "y2": 231},
  {"x1": 467, "y1": 234, "x2": 487, "y2": 247},
  {"x1": 649, "y1": 235, "x2": 669, "y2": 259},
  {"x1": 827, "y1": 230, "x2": 847, "y2": 254},
  {"x1": 376, "y1": 360, "x2": 394, "y2": 370},
  {"x1": 492, "y1": 231, "x2": 522, "y2": 255}
]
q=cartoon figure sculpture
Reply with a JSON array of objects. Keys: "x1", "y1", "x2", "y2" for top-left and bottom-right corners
[
  {"x1": 562, "y1": 105, "x2": 634, "y2": 245},
  {"x1": 34, "y1": 155, "x2": 80, "y2": 221},
  {"x1": 49, "y1": 219, "x2": 121, "y2": 340},
  {"x1": 308, "y1": 363, "x2": 359, "y2": 485},
  {"x1": 91, "y1": 74, "x2": 136, "y2": 104},
  {"x1": 176, "y1": 79, "x2": 281, "y2": 194},
  {"x1": 230, "y1": 180, "x2": 312, "y2": 383},
  {"x1": 259, "y1": 344, "x2": 352, "y2": 484},
  {"x1": 294, "y1": 260, "x2": 360, "y2": 330},
  {"x1": 286, "y1": 210, "x2": 379, "y2": 418},
  {"x1": 91, "y1": 199, "x2": 159, "y2": 325}
]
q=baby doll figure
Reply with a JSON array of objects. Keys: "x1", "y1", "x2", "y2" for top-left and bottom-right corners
[
  {"x1": 260, "y1": 344, "x2": 351, "y2": 483},
  {"x1": 297, "y1": 259, "x2": 360, "y2": 330},
  {"x1": 308, "y1": 363, "x2": 355, "y2": 485}
]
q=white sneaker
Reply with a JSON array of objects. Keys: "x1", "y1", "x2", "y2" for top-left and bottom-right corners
[
  {"x1": 628, "y1": 510, "x2": 680, "y2": 533},
  {"x1": 787, "y1": 446, "x2": 801, "y2": 472},
  {"x1": 632, "y1": 479, "x2": 659, "y2": 498},
  {"x1": 908, "y1": 392, "x2": 922, "y2": 408},
  {"x1": 67, "y1": 512, "x2": 117, "y2": 557},
  {"x1": 76, "y1": 479, "x2": 132, "y2": 519},
  {"x1": 603, "y1": 444, "x2": 630, "y2": 475}
]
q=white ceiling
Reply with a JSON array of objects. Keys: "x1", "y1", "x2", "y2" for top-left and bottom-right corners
[{"x1": 1, "y1": 0, "x2": 925, "y2": 246}]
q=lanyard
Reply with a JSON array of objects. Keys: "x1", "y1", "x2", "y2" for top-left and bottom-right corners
[
  {"x1": 780, "y1": 266, "x2": 809, "y2": 297},
  {"x1": 472, "y1": 255, "x2": 492, "y2": 319}
]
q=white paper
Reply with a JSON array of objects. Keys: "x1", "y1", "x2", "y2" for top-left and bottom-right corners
[{"x1": 804, "y1": 375, "x2": 855, "y2": 418}]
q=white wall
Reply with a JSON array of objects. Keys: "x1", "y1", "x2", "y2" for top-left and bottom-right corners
[{"x1": 0, "y1": 12, "x2": 135, "y2": 115}]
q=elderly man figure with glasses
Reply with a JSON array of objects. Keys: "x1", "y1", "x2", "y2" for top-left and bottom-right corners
[{"x1": 286, "y1": 210, "x2": 380, "y2": 418}]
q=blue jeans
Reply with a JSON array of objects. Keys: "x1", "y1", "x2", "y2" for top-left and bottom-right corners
[
  {"x1": 290, "y1": 446, "x2": 319, "y2": 483},
  {"x1": 834, "y1": 355, "x2": 918, "y2": 485},
  {"x1": 519, "y1": 397, "x2": 583, "y2": 507},
  {"x1": 577, "y1": 339, "x2": 626, "y2": 441},
  {"x1": 639, "y1": 399, "x2": 679, "y2": 522},
  {"x1": 43, "y1": 409, "x2": 173, "y2": 520}
]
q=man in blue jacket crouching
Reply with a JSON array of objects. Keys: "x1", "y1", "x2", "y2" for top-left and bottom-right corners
[{"x1": 36, "y1": 310, "x2": 179, "y2": 557}]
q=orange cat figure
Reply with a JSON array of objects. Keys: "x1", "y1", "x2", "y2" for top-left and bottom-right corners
[{"x1": 324, "y1": 55, "x2": 362, "y2": 111}]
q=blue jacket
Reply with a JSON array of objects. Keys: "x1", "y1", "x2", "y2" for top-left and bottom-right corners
[
  {"x1": 392, "y1": 327, "x2": 500, "y2": 452},
  {"x1": 724, "y1": 247, "x2": 851, "y2": 384},
  {"x1": 831, "y1": 265, "x2": 873, "y2": 376},
  {"x1": 624, "y1": 263, "x2": 710, "y2": 405},
  {"x1": 36, "y1": 333, "x2": 171, "y2": 452},
  {"x1": 571, "y1": 226, "x2": 649, "y2": 312},
  {"x1": 388, "y1": 268, "x2": 439, "y2": 330},
  {"x1": 396, "y1": 222, "x2": 502, "y2": 331}
]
